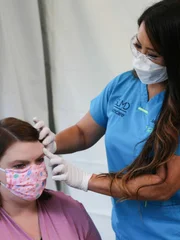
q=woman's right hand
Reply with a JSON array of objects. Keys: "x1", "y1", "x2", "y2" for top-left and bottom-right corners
[
  {"x1": 43, "y1": 148, "x2": 92, "y2": 191},
  {"x1": 33, "y1": 117, "x2": 57, "y2": 154}
]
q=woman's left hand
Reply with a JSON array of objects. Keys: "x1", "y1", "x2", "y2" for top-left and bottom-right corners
[
  {"x1": 128, "y1": 155, "x2": 180, "y2": 200},
  {"x1": 33, "y1": 117, "x2": 57, "y2": 154}
]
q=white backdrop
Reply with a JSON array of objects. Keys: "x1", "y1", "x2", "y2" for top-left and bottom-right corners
[{"x1": 0, "y1": 0, "x2": 56, "y2": 191}]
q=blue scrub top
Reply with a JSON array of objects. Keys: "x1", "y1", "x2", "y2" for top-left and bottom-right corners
[{"x1": 90, "y1": 71, "x2": 180, "y2": 240}]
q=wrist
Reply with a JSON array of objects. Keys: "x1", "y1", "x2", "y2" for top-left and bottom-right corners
[
  {"x1": 88, "y1": 174, "x2": 101, "y2": 192},
  {"x1": 53, "y1": 141, "x2": 57, "y2": 154},
  {"x1": 81, "y1": 172, "x2": 93, "y2": 192}
]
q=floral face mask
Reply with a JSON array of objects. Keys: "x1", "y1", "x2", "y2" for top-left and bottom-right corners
[{"x1": 0, "y1": 161, "x2": 48, "y2": 201}]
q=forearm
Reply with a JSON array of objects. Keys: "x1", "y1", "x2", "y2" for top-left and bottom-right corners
[
  {"x1": 54, "y1": 112, "x2": 105, "y2": 154},
  {"x1": 88, "y1": 174, "x2": 126, "y2": 198},
  {"x1": 55, "y1": 124, "x2": 86, "y2": 154},
  {"x1": 88, "y1": 174, "x2": 167, "y2": 200}
]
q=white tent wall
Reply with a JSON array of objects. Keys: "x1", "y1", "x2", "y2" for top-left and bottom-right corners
[
  {"x1": 0, "y1": 0, "x2": 56, "y2": 191},
  {"x1": 43, "y1": 0, "x2": 159, "y2": 238}
]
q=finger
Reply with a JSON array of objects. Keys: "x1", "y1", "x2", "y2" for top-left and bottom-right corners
[
  {"x1": 129, "y1": 175, "x2": 161, "y2": 191},
  {"x1": 43, "y1": 148, "x2": 55, "y2": 159},
  {"x1": 33, "y1": 117, "x2": 39, "y2": 123},
  {"x1": 52, "y1": 174, "x2": 67, "y2": 181},
  {"x1": 52, "y1": 165, "x2": 65, "y2": 175},
  {"x1": 42, "y1": 134, "x2": 54, "y2": 146},
  {"x1": 34, "y1": 121, "x2": 45, "y2": 130},
  {"x1": 156, "y1": 165, "x2": 166, "y2": 180},
  {"x1": 136, "y1": 174, "x2": 162, "y2": 186},
  {"x1": 39, "y1": 127, "x2": 50, "y2": 140},
  {"x1": 49, "y1": 157, "x2": 63, "y2": 167}
]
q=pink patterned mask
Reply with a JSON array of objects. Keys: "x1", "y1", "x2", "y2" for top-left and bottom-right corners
[{"x1": 0, "y1": 161, "x2": 48, "y2": 201}]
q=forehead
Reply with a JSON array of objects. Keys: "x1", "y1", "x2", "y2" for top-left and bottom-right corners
[
  {"x1": 0, "y1": 141, "x2": 43, "y2": 164},
  {"x1": 137, "y1": 22, "x2": 154, "y2": 49}
]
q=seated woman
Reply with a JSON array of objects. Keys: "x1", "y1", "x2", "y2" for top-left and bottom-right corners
[{"x1": 0, "y1": 117, "x2": 101, "y2": 240}]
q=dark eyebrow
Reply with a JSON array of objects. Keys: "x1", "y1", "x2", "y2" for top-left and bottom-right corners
[
  {"x1": 11, "y1": 160, "x2": 29, "y2": 165},
  {"x1": 11, "y1": 153, "x2": 44, "y2": 165},
  {"x1": 136, "y1": 36, "x2": 157, "y2": 53}
]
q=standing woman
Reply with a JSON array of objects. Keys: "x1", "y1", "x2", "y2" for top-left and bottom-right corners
[{"x1": 35, "y1": 1, "x2": 180, "y2": 239}]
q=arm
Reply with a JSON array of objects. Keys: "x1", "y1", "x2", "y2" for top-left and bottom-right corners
[
  {"x1": 55, "y1": 111, "x2": 105, "y2": 154},
  {"x1": 35, "y1": 117, "x2": 180, "y2": 201},
  {"x1": 79, "y1": 204, "x2": 102, "y2": 240},
  {"x1": 34, "y1": 112, "x2": 105, "y2": 154},
  {"x1": 45, "y1": 148, "x2": 180, "y2": 201},
  {"x1": 44, "y1": 148, "x2": 176, "y2": 200},
  {"x1": 89, "y1": 155, "x2": 180, "y2": 201},
  {"x1": 88, "y1": 173, "x2": 164, "y2": 200}
]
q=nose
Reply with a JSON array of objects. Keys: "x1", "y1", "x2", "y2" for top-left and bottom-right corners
[{"x1": 140, "y1": 47, "x2": 147, "y2": 55}]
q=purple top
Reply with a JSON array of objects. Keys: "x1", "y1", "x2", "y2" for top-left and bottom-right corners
[{"x1": 0, "y1": 190, "x2": 101, "y2": 240}]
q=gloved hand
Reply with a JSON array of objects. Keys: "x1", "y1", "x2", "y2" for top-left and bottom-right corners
[
  {"x1": 33, "y1": 117, "x2": 57, "y2": 154},
  {"x1": 43, "y1": 148, "x2": 92, "y2": 191}
]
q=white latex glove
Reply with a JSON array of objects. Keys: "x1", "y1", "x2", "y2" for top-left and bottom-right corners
[
  {"x1": 43, "y1": 148, "x2": 92, "y2": 192},
  {"x1": 33, "y1": 117, "x2": 57, "y2": 153}
]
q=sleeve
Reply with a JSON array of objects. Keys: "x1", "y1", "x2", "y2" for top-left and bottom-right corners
[
  {"x1": 51, "y1": 191, "x2": 102, "y2": 239},
  {"x1": 90, "y1": 76, "x2": 118, "y2": 128},
  {"x1": 79, "y1": 204, "x2": 102, "y2": 240},
  {"x1": 174, "y1": 138, "x2": 180, "y2": 155}
]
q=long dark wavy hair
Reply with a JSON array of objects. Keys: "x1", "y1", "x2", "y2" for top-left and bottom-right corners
[
  {"x1": 102, "y1": 0, "x2": 180, "y2": 198},
  {"x1": 0, "y1": 117, "x2": 51, "y2": 206}
]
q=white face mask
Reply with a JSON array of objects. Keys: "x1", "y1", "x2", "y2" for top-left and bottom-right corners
[{"x1": 132, "y1": 53, "x2": 168, "y2": 85}]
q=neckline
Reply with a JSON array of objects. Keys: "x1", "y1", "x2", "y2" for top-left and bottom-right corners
[
  {"x1": 1, "y1": 203, "x2": 41, "y2": 240},
  {"x1": 140, "y1": 82, "x2": 165, "y2": 105}
]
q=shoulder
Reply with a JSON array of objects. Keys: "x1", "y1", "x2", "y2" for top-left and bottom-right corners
[
  {"x1": 103, "y1": 71, "x2": 139, "y2": 103},
  {"x1": 43, "y1": 189, "x2": 84, "y2": 210},
  {"x1": 107, "y1": 70, "x2": 138, "y2": 95},
  {"x1": 42, "y1": 190, "x2": 91, "y2": 221},
  {"x1": 113, "y1": 70, "x2": 138, "y2": 88},
  {"x1": 39, "y1": 191, "x2": 101, "y2": 239}
]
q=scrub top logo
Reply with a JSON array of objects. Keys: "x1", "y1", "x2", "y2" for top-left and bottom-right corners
[{"x1": 112, "y1": 97, "x2": 130, "y2": 117}]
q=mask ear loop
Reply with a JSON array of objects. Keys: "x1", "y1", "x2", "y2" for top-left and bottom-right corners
[
  {"x1": 0, "y1": 167, "x2": 5, "y2": 172},
  {"x1": 0, "y1": 167, "x2": 6, "y2": 193},
  {"x1": 0, "y1": 192, "x2": 1, "y2": 208},
  {"x1": 0, "y1": 168, "x2": 4, "y2": 208}
]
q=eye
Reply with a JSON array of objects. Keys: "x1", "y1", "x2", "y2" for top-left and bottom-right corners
[
  {"x1": 13, "y1": 164, "x2": 27, "y2": 169},
  {"x1": 36, "y1": 157, "x2": 44, "y2": 165},
  {"x1": 147, "y1": 53, "x2": 159, "y2": 59},
  {"x1": 134, "y1": 43, "x2": 142, "y2": 50}
]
